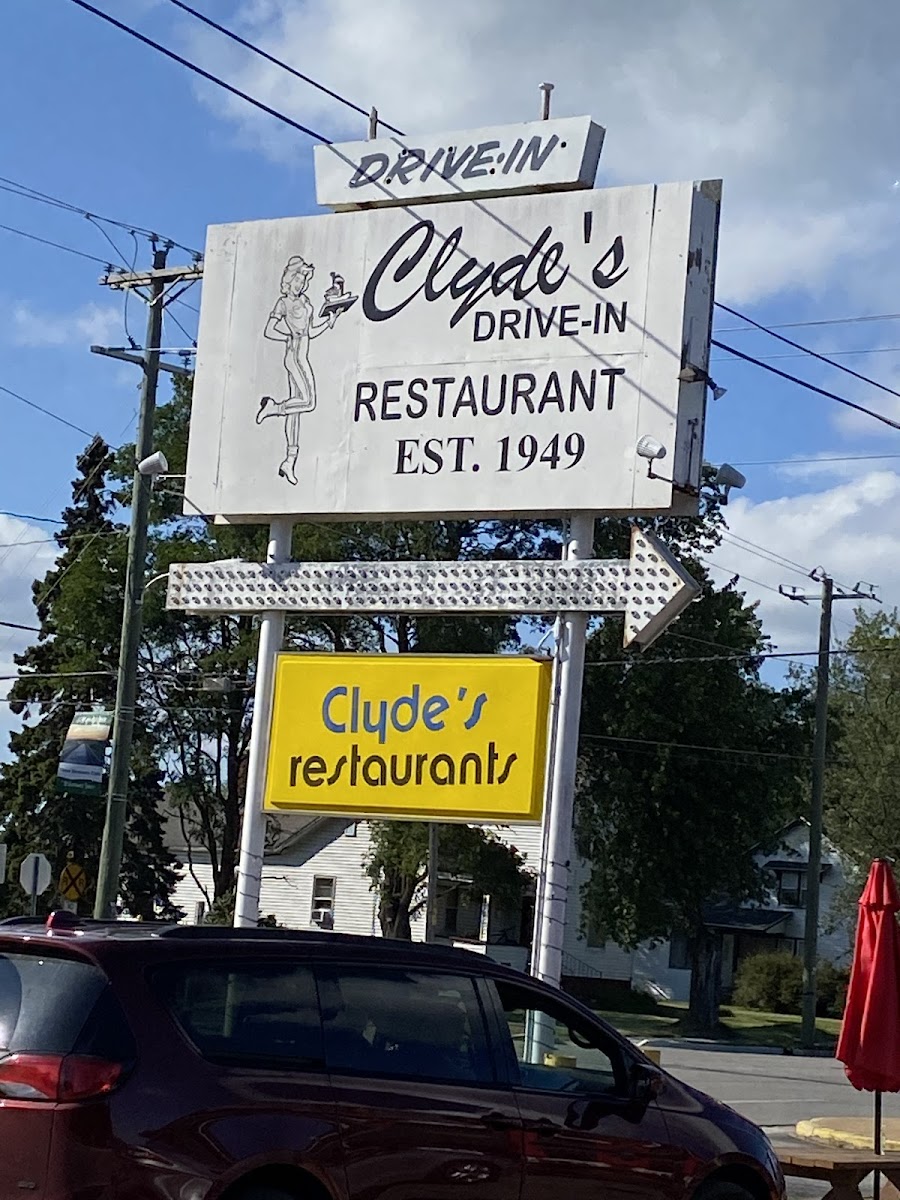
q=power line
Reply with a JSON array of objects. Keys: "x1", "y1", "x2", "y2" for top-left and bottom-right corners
[
  {"x1": 0, "y1": 669, "x2": 114, "y2": 682},
  {"x1": 581, "y1": 732, "x2": 813, "y2": 763},
  {"x1": 720, "y1": 531, "x2": 811, "y2": 579},
  {"x1": 716, "y1": 302, "x2": 900, "y2": 404},
  {"x1": 0, "y1": 530, "x2": 125, "y2": 549},
  {"x1": 711, "y1": 339, "x2": 900, "y2": 432},
  {"x1": 164, "y1": 0, "x2": 405, "y2": 136},
  {"x1": 700, "y1": 557, "x2": 783, "y2": 595},
  {"x1": 712, "y1": 346, "x2": 900, "y2": 364},
  {"x1": 733, "y1": 453, "x2": 900, "y2": 467},
  {"x1": 0, "y1": 383, "x2": 94, "y2": 438},
  {"x1": 585, "y1": 644, "x2": 900, "y2": 668},
  {"x1": 165, "y1": 306, "x2": 197, "y2": 348},
  {"x1": 0, "y1": 508, "x2": 65, "y2": 523},
  {"x1": 0, "y1": 620, "x2": 40, "y2": 634},
  {"x1": 0, "y1": 221, "x2": 123, "y2": 268},
  {"x1": 0, "y1": 174, "x2": 200, "y2": 257},
  {"x1": 68, "y1": 0, "x2": 333, "y2": 147},
  {"x1": 716, "y1": 312, "x2": 900, "y2": 335}
]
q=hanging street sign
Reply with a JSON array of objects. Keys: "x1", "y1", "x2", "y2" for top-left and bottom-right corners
[
  {"x1": 314, "y1": 116, "x2": 606, "y2": 210},
  {"x1": 185, "y1": 178, "x2": 720, "y2": 524},
  {"x1": 19, "y1": 853, "x2": 52, "y2": 898},
  {"x1": 166, "y1": 528, "x2": 700, "y2": 649},
  {"x1": 56, "y1": 710, "x2": 113, "y2": 797},
  {"x1": 263, "y1": 653, "x2": 552, "y2": 822}
]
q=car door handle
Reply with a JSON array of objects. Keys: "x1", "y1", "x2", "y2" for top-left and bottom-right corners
[
  {"x1": 522, "y1": 1118, "x2": 560, "y2": 1137},
  {"x1": 480, "y1": 1111, "x2": 520, "y2": 1132}
]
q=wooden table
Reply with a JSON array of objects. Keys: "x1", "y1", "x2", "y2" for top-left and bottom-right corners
[{"x1": 777, "y1": 1148, "x2": 900, "y2": 1200}]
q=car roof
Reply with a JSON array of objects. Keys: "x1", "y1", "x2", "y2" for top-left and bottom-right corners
[{"x1": 0, "y1": 915, "x2": 527, "y2": 979}]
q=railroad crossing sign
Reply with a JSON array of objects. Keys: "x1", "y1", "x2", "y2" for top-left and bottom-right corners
[
  {"x1": 59, "y1": 861, "x2": 89, "y2": 903},
  {"x1": 19, "y1": 853, "x2": 52, "y2": 898}
]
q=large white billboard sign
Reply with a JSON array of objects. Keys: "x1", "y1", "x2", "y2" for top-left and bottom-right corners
[
  {"x1": 314, "y1": 117, "x2": 606, "y2": 209},
  {"x1": 186, "y1": 179, "x2": 720, "y2": 523}
]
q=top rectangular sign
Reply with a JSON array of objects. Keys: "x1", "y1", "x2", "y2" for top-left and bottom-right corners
[
  {"x1": 185, "y1": 178, "x2": 720, "y2": 524},
  {"x1": 314, "y1": 117, "x2": 605, "y2": 210}
]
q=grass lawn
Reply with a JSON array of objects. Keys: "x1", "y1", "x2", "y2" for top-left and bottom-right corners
[{"x1": 595, "y1": 998, "x2": 841, "y2": 1050}]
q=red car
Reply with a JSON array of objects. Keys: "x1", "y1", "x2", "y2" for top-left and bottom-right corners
[{"x1": 0, "y1": 915, "x2": 785, "y2": 1200}]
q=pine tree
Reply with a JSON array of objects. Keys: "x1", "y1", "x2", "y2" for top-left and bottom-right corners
[{"x1": 0, "y1": 436, "x2": 178, "y2": 918}]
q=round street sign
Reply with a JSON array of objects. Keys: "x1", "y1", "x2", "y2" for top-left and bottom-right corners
[
  {"x1": 58, "y1": 861, "x2": 89, "y2": 903},
  {"x1": 19, "y1": 852, "x2": 52, "y2": 896}
]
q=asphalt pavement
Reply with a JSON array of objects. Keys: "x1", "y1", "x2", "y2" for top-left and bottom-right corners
[{"x1": 653, "y1": 1042, "x2": 895, "y2": 1199}]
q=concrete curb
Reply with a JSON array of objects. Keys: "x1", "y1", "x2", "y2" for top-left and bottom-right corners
[{"x1": 796, "y1": 1117, "x2": 898, "y2": 1151}]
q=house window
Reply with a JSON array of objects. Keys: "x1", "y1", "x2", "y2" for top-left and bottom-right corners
[
  {"x1": 775, "y1": 869, "x2": 807, "y2": 908},
  {"x1": 669, "y1": 932, "x2": 692, "y2": 971},
  {"x1": 312, "y1": 877, "x2": 336, "y2": 925},
  {"x1": 585, "y1": 911, "x2": 606, "y2": 949}
]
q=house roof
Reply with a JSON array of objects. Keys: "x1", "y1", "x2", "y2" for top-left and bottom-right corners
[
  {"x1": 702, "y1": 903, "x2": 792, "y2": 933},
  {"x1": 163, "y1": 810, "x2": 330, "y2": 856}
]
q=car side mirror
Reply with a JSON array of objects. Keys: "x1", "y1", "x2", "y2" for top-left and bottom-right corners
[{"x1": 629, "y1": 1061, "x2": 664, "y2": 1103}]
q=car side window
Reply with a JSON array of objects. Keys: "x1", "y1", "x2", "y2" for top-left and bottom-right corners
[
  {"x1": 318, "y1": 967, "x2": 494, "y2": 1086},
  {"x1": 492, "y1": 980, "x2": 624, "y2": 1095},
  {"x1": 152, "y1": 960, "x2": 324, "y2": 1068}
]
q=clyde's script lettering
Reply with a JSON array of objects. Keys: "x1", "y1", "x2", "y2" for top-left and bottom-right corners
[{"x1": 362, "y1": 218, "x2": 627, "y2": 330}]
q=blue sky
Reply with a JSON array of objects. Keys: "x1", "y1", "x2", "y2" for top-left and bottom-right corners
[{"x1": 2, "y1": 0, "x2": 900, "y2": 745}]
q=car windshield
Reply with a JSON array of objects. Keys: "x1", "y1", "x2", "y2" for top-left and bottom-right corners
[{"x1": 0, "y1": 951, "x2": 107, "y2": 1055}]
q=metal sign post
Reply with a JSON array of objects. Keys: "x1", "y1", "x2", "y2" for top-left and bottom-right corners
[
  {"x1": 533, "y1": 513, "x2": 593, "y2": 987},
  {"x1": 19, "y1": 853, "x2": 51, "y2": 917},
  {"x1": 233, "y1": 518, "x2": 293, "y2": 928}
]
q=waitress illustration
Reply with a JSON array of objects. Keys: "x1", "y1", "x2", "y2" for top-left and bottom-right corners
[{"x1": 256, "y1": 255, "x2": 356, "y2": 484}]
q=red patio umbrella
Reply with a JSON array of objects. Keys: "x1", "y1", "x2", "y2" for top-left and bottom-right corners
[{"x1": 837, "y1": 859, "x2": 900, "y2": 1156}]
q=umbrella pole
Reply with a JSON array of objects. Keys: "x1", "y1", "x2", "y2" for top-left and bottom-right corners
[{"x1": 874, "y1": 1090, "x2": 883, "y2": 1200}]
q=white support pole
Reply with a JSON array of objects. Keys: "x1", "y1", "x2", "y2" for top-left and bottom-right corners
[
  {"x1": 532, "y1": 512, "x2": 594, "y2": 987},
  {"x1": 233, "y1": 518, "x2": 293, "y2": 928}
]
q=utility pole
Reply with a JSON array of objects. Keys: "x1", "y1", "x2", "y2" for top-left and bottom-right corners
[
  {"x1": 781, "y1": 570, "x2": 877, "y2": 1048},
  {"x1": 93, "y1": 245, "x2": 204, "y2": 919}
]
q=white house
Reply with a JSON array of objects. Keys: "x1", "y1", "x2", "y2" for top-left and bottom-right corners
[
  {"x1": 633, "y1": 819, "x2": 853, "y2": 1002},
  {"x1": 169, "y1": 815, "x2": 635, "y2": 1001},
  {"x1": 169, "y1": 815, "x2": 852, "y2": 1003}
]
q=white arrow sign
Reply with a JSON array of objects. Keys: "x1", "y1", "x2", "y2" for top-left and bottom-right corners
[
  {"x1": 19, "y1": 852, "x2": 52, "y2": 897},
  {"x1": 166, "y1": 529, "x2": 699, "y2": 648}
]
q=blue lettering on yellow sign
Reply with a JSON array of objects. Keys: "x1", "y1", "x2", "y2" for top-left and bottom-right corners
[{"x1": 321, "y1": 683, "x2": 488, "y2": 744}]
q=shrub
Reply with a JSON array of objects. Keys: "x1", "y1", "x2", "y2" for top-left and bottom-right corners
[
  {"x1": 816, "y1": 960, "x2": 850, "y2": 1018},
  {"x1": 733, "y1": 951, "x2": 850, "y2": 1016},
  {"x1": 733, "y1": 952, "x2": 802, "y2": 1013}
]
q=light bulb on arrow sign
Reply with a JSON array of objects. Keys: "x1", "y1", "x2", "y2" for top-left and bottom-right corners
[{"x1": 165, "y1": 527, "x2": 700, "y2": 649}]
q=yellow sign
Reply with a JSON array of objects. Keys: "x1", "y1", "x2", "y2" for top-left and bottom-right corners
[
  {"x1": 58, "y1": 862, "x2": 88, "y2": 902},
  {"x1": 264, "y1": 654, "x2": 551, "y2": 822}
]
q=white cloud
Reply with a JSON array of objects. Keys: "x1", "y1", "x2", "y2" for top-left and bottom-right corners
[
  {"x1": 179, "y1": 0, "x2": 900, "y2": 305},
  {"x1": 10, "y1": 301, "x2": 123, "y2": 349},
  {"x1": 710, "y1": 470, "x2": 898, "y2": 658}
]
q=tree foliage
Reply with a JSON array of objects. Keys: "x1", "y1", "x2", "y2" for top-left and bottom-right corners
[
  {"x1": 576, "y1": 506, "x2": 810, "y2": 1033},
  {"x1": 365, "y1": 821, "x2": 528, "y2": 939},
  {"x1": 821, "y1": 608, "x2": 900, "y2": 870},
  {"x1": 0, "y1": 437, "x2": 177, "y2": 918}
]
